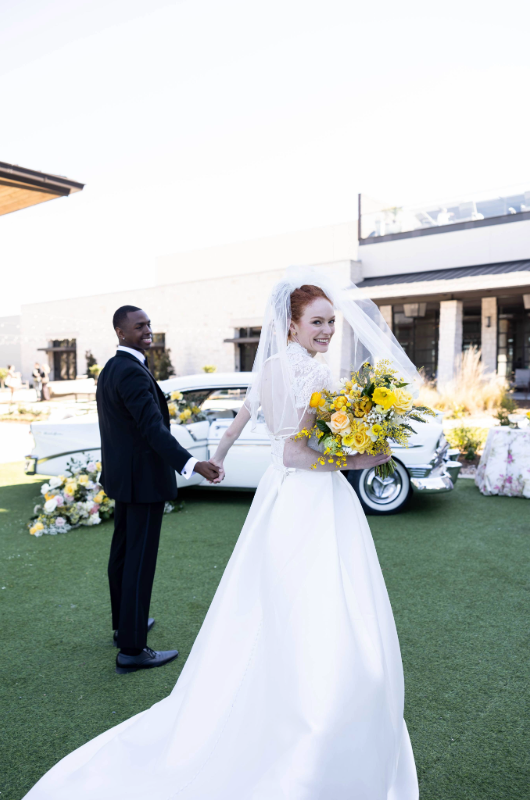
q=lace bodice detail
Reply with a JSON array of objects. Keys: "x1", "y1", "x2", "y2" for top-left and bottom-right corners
[
  {"x1": 286, "y1": 341, "x2": 333, "y2": 411},
  {"x1": 269, "y1": 342, "x2": 333, "y2": 471}
]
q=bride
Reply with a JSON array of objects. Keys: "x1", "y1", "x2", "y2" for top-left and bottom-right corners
[{"x1": 25, "y1": 267, "x2": 419, "y2": 800}]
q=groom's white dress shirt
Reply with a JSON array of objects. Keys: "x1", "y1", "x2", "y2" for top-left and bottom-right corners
[{"x1": 116, "y1": 346, "x2": 198, "y2": 480}]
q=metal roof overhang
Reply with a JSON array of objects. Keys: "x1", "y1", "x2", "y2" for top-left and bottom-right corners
[
  {"x1": 0, "y1": 161, "x2": 84, "y2": 217},
  {"x1": 357, "y1": 259, "x2": 530, "y2": 304}
]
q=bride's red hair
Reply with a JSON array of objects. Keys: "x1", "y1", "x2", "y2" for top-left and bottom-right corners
[{"x1": 289, "y1": 284, "x2": 332, "y2": 323}]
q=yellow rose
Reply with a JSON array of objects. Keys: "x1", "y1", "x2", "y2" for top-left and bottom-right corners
[
  {"x1": 94, "y1": 492, "x2": 104, "y2": 504},
  {"x1": 170, "y1": 390, "x2": 183, "y2": 401},
  {"x1": 179, "y1": 408, "x2": 192, "y2": 421},
  {"x1": 348, "y1": 425, "x2": 372, "y2": 453},
  {"x1": 309, "y1": 392, "x2": 326, "y2": 409},
  {"x1": 64, "y1": 482, "x2": 76, "y2": 496},
  {"x1": 393, "y1": 387, "x2": 413, "y2": 415},
  {"x1": 168, "y1": 402, "x2": 177, "y2": 417},
  {"x1": 30, "y1": 526, "x2": 36, "y2": 535},
  {"x1": 35, "y1": 522, "x2": 44, "y2": 531},
  {"x1": 372, "y1": 386, "x2": 396, "y2": 410},
  {"x1": 353, "y1": 396, "x2": 373, "y2": 417},
  {"x1": 78, "y1": 475, "x2": 89, "y2": 486},
  {"x1": 95, "y1": 462, "x2": 102, "y2": 471},
  {"x1": 329, "y1": 410, "x2": 351, "y2": 435}
]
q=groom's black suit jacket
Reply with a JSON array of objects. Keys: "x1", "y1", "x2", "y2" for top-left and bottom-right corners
[{"x1": 96, "y1": 350, "x2": 192, "y2": 503}]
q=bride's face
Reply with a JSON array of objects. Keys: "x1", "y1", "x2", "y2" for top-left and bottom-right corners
[{"x1": 290, "y1": 297, "x2": 335, "y2": 356}]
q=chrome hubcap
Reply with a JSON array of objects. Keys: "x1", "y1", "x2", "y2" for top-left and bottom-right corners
[{"x1": 363, "y1": 468, "x2": 403, "y2": 505}]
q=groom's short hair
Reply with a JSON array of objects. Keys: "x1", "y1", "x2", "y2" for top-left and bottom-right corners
[{"x1": 113, "y1": 305, "x2": 141, "y2": 330}]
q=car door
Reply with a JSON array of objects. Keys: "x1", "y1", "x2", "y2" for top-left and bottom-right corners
[
  {"x1": 208, "y1": 415, "x2": 270, "y2": 488},
  {"x1": 172, "y1": 419, "x2": 209, "y2": 487}
]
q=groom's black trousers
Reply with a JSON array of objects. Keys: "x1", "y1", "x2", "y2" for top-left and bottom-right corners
[{"x1": 108, "y1": 500, "x2": 165, "y2": 650}]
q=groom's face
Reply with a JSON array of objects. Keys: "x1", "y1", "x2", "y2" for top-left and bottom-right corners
[{"x1": 117, "y1": 309, "x2": 153, "y2": 352}]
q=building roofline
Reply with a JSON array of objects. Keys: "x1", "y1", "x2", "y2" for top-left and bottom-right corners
[
  {"x1": 0, "y1": 161, "x2": 84, "y2": 196},
  {"x1": 359, "y1": 209, "x2": 530, "y2": 245}
]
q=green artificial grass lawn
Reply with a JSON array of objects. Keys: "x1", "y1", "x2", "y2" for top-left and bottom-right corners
[{"x1": 0, "y1": 462, "x2": 528, "y2": 800}]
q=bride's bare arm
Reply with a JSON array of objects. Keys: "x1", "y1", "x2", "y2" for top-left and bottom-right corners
[
  {"x1": 283, "y1": 408, "x2": 391, "y2": 472},
  {"x1": 209, "y1": 404, "x2": 252, "y2": 480}
]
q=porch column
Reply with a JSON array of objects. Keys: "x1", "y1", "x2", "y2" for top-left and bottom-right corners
[
  {"x1": 379, "y1": 305, "x2": 393, "y2": 331},
  {"x1": 437, "y1": 300, "x2": 463, "y2": 387},
  {"x1": 481, "y1": 297, "x2": 497, "y2": 375}
]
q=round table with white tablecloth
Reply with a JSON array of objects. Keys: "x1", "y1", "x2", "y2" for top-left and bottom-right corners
[{"x1": 475, "y1": 426, "x2": 530, "y2": 498}]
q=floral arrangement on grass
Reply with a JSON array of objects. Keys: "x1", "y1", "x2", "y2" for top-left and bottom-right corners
[
  {"x1": 28, "y1": 457, "x2": 115, "y2": 537},
  {"x1": 165, "y1": 390, "x2": 206, "y2": 425},
  {"x1": 295, "y1": 359, "x2": 435, "y2": 477}
]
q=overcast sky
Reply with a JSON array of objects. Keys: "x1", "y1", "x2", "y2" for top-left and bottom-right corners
[{"x1": 1, "y1": 0, "x2": 529, "y2": 316}]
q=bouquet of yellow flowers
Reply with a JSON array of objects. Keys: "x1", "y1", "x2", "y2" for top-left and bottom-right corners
[
  {"x1": 165, "y1": 390, "x2": 205, "y2": 425},
  {"x1": 296, "y1": 359, "x2": 435, "y2": 478}
]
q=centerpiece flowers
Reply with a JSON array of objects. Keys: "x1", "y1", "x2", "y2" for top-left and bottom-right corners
[
  {"x1": 28, "y1": 457, "x2": 115, "y2": 536},
  {"x1": 165, "y1": 390, "x2": 206, "y2": 425},
  {"x1": 295, "y1": 359, "x2": 435, "y2": 477}
]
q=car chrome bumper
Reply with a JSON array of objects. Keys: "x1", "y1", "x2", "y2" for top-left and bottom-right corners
[{"x1": 411, "y1": 469, "x2": 454, "y2": 493}]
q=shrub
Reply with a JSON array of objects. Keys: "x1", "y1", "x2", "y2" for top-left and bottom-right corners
[
  {"x1": 417, "y1": 347, "x2": 508, "y2": 416},
  {"x1": 154, "y1": 349, "x2": 176, "y2": 381},
  {"x1": 445, "y1": 426, "x2": 489, "y2": 461},
  {"x1": 495, "y1": 389, "x2": 518, "y2": 426}
]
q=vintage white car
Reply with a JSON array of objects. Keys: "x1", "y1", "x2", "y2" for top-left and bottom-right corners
[{"x1": 25, "y1": 372, "x2": 461, "y2": 515}]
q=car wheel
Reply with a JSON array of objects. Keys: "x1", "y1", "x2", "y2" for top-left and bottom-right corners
[{"x1": 344, "y1": 460, "x2": 412, "y2": 515}]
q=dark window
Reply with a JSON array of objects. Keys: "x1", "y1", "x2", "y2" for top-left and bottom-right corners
[
  {"x1": 393, "y1": 305, "x2": 439, "y2": 379},
  {"x1": 236, "y1": 327, "x2": 261, "y2": 372},
  {"x1": 52, "y1": 339, "x2": 76, "y2": 381},
  {"x1": 498, "y1": 297, "x2": 529, "y2": 377},
  {"x1": 463, "y1": 306, "x2": 481, "y2": 352}
]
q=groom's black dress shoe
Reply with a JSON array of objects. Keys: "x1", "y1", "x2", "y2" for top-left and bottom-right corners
[
  {"x1": 115, "y1": 646, "x2": 179, "y2": 675},
  {"x1": 113, "y1": 617, "x2": 155, "y2": 647}
]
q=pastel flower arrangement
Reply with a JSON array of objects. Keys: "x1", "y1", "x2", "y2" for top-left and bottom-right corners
[
  {"x1": 296, "y1": 359, "x2": 435, "y2": 477},
  {"x1": 165, "y1": 390, "x2": 205, "y2": 425},
  {"x1": 28, "y1": 457, "x2": 115, "y2": 537}
]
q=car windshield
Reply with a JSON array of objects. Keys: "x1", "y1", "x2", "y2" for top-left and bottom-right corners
[{"x1": 181, "y1": 387, "x2": 248, "y2": 419}]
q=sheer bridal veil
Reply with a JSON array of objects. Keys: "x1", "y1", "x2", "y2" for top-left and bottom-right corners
[{"x1": 245, "y1": 265, "x2": 422, "y2": 438}]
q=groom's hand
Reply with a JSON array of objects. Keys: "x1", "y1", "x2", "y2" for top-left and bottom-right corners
[{"x1": 194, "y1": 461, "x2": 221, "y2": 483}]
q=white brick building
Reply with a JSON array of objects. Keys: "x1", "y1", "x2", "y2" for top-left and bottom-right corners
[{"x1": 2, "y1": 187, "x2": 530, "y2": 389}]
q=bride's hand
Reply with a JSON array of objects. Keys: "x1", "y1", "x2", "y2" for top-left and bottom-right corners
[
  {"x1": 208, "y1": 457, "x2": 225, "y2": 484},
  {"x1": 346, "y1": 452, "x2": 391, "y2": 470}
]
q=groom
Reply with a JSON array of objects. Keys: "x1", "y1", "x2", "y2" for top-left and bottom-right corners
[{"x1": 96, "y1": 305, "x2": 220, "y2": 674}]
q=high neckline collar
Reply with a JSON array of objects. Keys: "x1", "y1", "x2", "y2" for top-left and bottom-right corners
[{"x1": 287, "y1": 340, "x2": 315, "y2": 358}]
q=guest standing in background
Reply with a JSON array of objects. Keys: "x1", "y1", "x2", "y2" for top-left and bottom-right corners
[
  {"x1": 5, "y1": 365, "x2": 21, "y2": 403},
  {"x1": 32, "y1": 363, "x2": 43, "y2": 401},
  {"x1": 40, "y1": 363, "x2": 51, "y2": 401}
]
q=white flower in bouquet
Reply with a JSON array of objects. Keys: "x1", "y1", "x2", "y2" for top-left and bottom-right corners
[
  {"x1": 86, "y1": 461, "x2": 97, "y2": 472},
  {"x1": 88, "y1": 513, "x2": 101, "y2": 525},
  {"x1": 40, "y1": 483, "x2": 50, "y2": 495},
  {"x1": 86, "y1": 480, "x2": 96, "y2": 490},
  {"x1": 44, "y1": 498, "x2": 58, "y2": 514},
  {"x1": 49, "y1": 476, "x2": 62, "y2": 489}
]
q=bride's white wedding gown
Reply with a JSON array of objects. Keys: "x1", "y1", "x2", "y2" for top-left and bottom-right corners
[{"x1": 25, "y1": 342, "x2": 418, "y2": 800}]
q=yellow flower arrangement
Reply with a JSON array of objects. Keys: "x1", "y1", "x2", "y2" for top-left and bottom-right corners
[
  {"x1": 372, "y1": 386, "x2": 396, "y2": 410},
  {"x1": 310, "y1": 392, "x2": 326, "y2": 409},
  {"x1": 95, "y1": 462, "x2": 102, "y2": 471},
  {"x1": 170, "y1": 390, "x2": 183, "y2": 401},
  {"x1": 78, "y1": 475, "x2": 89, "y2": 486},
  {"x1": 293, "y1": 358, "x2": 434, "y2": 476}
]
